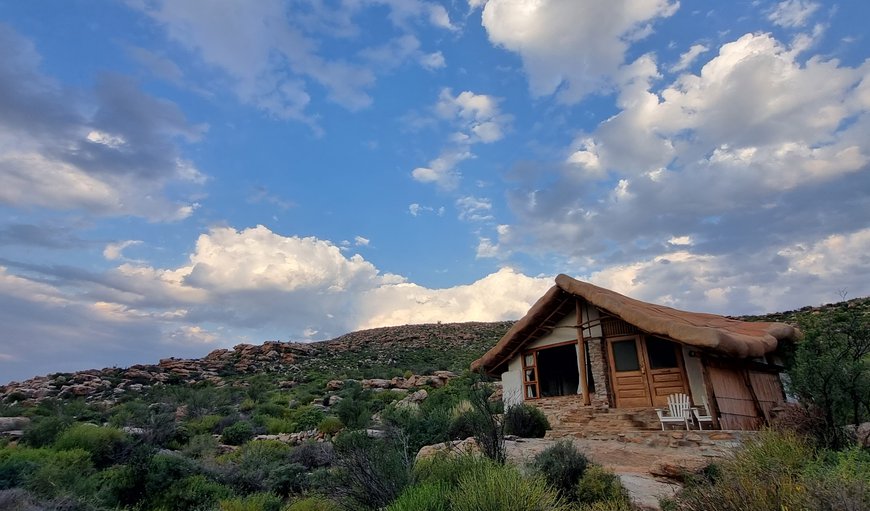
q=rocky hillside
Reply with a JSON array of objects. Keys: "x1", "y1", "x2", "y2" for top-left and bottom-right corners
[
  {"x1": 0, "y1": 321, "x2": 512, "y2": 405},
  {"x1": 4, "y1": 293, "x2": 868, "y2": 407}
]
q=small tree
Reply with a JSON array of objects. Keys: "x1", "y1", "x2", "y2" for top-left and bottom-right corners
[
  {"x1": 788, "y1": 299, "x2": 870, "y2": 448},
  {"x1": 467, "y1": 377, "x2": 506, "y2": 464}
]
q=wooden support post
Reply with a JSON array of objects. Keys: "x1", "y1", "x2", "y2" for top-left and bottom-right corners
[{"x1": 576, "y1": 300, "x2": 591, "y2": 406}]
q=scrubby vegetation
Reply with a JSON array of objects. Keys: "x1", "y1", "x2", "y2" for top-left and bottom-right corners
[
  {"x1": 0, "y1": 300, "x2": 867, "y2": 510},
  {"x1": 662, "y1": 430, "x2": 870, "y2": 510}
]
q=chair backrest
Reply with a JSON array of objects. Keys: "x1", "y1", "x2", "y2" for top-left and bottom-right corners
[{"x1": 667, "y1": 393, "x2": 691, "y2": 417}]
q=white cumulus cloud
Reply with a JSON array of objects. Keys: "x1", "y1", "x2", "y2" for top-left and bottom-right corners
[{"x1": 475, "y1": 0, "x2": 678, "y2": 103}]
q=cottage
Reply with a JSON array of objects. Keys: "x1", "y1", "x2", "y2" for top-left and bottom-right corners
[{"x1": 471, "y1": 275, "x2": 801, "y2": 430}]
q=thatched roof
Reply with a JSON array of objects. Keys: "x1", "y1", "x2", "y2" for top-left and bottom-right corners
[{"x1": 471, "y1": 274, "x2": 800, "y2": 376}]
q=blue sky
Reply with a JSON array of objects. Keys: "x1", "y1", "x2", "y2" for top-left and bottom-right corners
[{"x1": 2, "y1": 0, "x2": 869, "y2": 382}]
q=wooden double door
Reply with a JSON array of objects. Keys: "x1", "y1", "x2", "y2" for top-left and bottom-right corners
[{"x1": 607, "y1": 335, "x2": 688, "y2": 408}]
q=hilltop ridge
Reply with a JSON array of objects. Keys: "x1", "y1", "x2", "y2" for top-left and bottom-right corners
[{"x1": 0, "y1": 321, "x2": 513, "y2": 404}]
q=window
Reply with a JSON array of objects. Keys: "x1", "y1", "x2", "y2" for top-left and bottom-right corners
[
  {"x1": 522, "y1": 343, "x2": 580, "y2": 399},
  {"x1": 645, "y1": 337, "x2": 679, "y2": 369},
  {"x1": 611, "y1": 340, "x2": 641, "y2": 372},
  {"x1": 522, "y1": 352, "x2": 539, "y2": 399}
]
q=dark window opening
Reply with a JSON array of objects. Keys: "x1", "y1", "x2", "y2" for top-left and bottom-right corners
[
  {"x1": 612, "y1": 340, "x2": 640, "y2": 372},
  {"x1": 536, "y1": 344, "x2": 580, "y2": 398},
  {"x1": 645, "y1": 337, "x2": 679, "y2": 369}
]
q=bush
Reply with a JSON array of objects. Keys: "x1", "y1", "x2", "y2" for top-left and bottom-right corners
[
  {"x1": 22, "y1": 448, "x2": 95, "y2": 499},
  {"x1": 412, "y1": 454, "x2": 493, "y2": 488},
  {"x1": 504, "y1": 404, "x2": 550, "y2": 438},
  {"x1": 184, "y1": 433, "x2": 219, "y2": 459},
  {"x1": 290, "y1": 406, "x2": 325, "y2": 432},
  {"x1": 264, "y1": 417, "x2": 296, "y2": 434},
  {"x1": 289, "y1": 441, "x2": 335, "y2": 470},
  {"x1": 144, "y1": 452, "x2": 200, "y2": 502},
  {"x1": 333, "y1": 430, "x2": 410, "y2": 508},
  {"x1": 667, "y1": 430, "x2": 870, "y2": 510},
  {"x1": 532, "y1": 440, "x2": 589, "y2": 500},
  {"x1": 317, "y1": 416, "x2": 343, "y2": 436},
  {"x1": 386, "y1": 482, "x2": 450, "y2": 511},
  {"x1": 161, "y1": 474, "x2": 233, "y2": 511},
  {"x1": 92, "y1": 464, "x2": 139, "y2": 509},
  {"x1": 187, "y1": 414, "x2": 223, "y2": 435},
  {"x1": 284, "y1": 496, "x2": 342, "y2": 511},
  {"x1": 576, "y1": 498, "x2": 633, "y2": 511},
  {"x1": 54, "y1": 423, "x2": 128, "y2": 467},
  {"x1": 21, "y1": 416, "x2": 70, "y2": 448},
  {"x1": 219, "y1": 492, "x2": 283, "y2": 511},
  {"x1": 788, "y1": 309, "x2": 869, "y2": 448},
  {"x1": 221, "y1": 440, "x2": 304, "y2": 496},
  {"x1": 222, "y1": 421, "x2": 255, "y2": 445},
  {"x1": 382, "y1": 404, "x2": 451, "y2": 459},
  {"x1": 333, "y1": 397, "x2": 372, "y2": 430},
  {"x1": 574, "y1": 466, "x2": 629, "y2": 506},
  {"x1": 450, "y1": 462, "x2": 570, "y2": 511}
]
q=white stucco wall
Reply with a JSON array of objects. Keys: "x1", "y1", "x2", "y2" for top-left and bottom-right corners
[
  {"x1": 502, "y1": 356, "x2": 524, "y2": 407},
  {"x1": 500, "y1": 312, "x2": 580, "y2": 407}
]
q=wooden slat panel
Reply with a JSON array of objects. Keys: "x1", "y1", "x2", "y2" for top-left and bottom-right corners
[
  {"x1": 652, "y1": 373, "x2": 681, "y2": 383},
  {"x1": 655, "y1": 385, "x2": 686, "y2": 396},
  {"x1": 616, "y1": 376, "x2": 645, "y2": 386},
  {"x1": 748, "y1": 371, "x2": 784, "y2": 422},
  {"x1": 707, "y1": 364, "x2": 762, "y2": 430}
]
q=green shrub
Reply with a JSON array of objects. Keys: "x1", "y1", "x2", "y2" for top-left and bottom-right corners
[
  {"x1": 187, "y1": 414, "x2": 223, "y2": 435},
  {"x1": 161, "y1": 474, "x2": 233, "y2": 511},
  {"x1": 447, "y1": 411, "x2": 478, "y2": 440},
  {"x1": 503, "y1": 404, "x2": 550, "y2": 438},
  {"x1": 284, "y1": 495, "x2": 342, "y2": 511},
  {"x1": 0, "y1": 447, "x2": 47, "y2": 490},
  {"x1": 24, "y1": 448, "x2": 94, "y2": 498},
  {"x1": 333, "y1": 430, "x2": 410, "y2": 508},
  {"x1": 576, "y1": 498, "x2": 633, "y2": 511},
  {"x1": 317, "y1": 416, "x2": 343, "y2": 436},
  {"x1": 222, "y1": 421, "x2": 255, "y2": 445},
  {"x1": 92, "y1": 464, "x2": 139, "y2": 508},
  {"x1": 21, "y1": 416, "x2": 70, "y2": 447},
  {"x1": 667, "y1": 430, "x2": 870, "y2": 511},
  {"x1": 54, "y1": 423, "x2": 128, "y2": 467},
  {"x1": 221, "y1": 440, "x2": 305, "y2": 496},
  {"x1": 145, "y1": 452, "x2": 200, "y2": 502},
  {"x1": 184, "y1": 433, "x2": 220, "y2": 459},
  {"x1": 290, "y1": 406, "x2": 325, "y2": 432},
  {"x1": 264, "y1": 417, "x2": 297, "y2": 434},
  {"x1": 220, "y1": 492, "x2": 283, "y2": 511},
  {"x1": 382, "y1": 404, "x2": 451, "y2": 459},
  {"x1": 386, "y1": 482, "x2": 450, "y2": 511},
  {"x1": 333, "y1": 394, "x2": 372, "y2": 430},
  {"x1": 575, "y1": 466, "x2": 629, "y2": 505},
  {"x1": 256, "y1": 402, "x2": 290, "y2": 418},
  {"x1": 412, "y1": 454, "x2": 493, "y2": 488},
  {"x1": 289, "y1": 441, "x2": 335, "y2": 470},
  {"x1": 533, "y1": 440, "x2": 589, "y2": 500},
  {"x1": 450, "y1": 462, "x2": 570, "y2": 511}
]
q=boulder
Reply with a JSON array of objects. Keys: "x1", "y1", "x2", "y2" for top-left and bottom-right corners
[
  {"x1": 0, "y1": 417, "x2": 30, "y2": 432},
  {"x1": 326, "y1": 380, "x2": 344, "y2": 391},
  {"x1": 416, "y1": 437, "x2": 480, "y2": 461},
  {"x1": 649, "y1": 457, "x2": 709, "y2": 481},
  {"x1": 363, "y1": 378, "x2": 391, "y2": 389}
]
